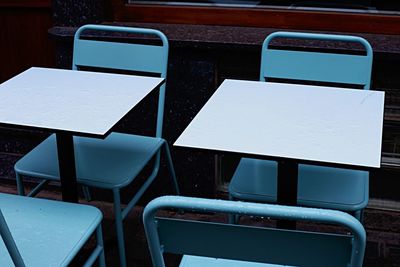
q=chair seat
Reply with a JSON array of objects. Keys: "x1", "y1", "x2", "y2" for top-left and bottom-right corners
[
  {"x1": 229, "y1": 158, "x2": 368, "y2": 211},
  {"x1": 180, "y1": 255, "x2": 278, "y2": 267},
  {"x1": 0, "y1": 193, "x2": 102, "y2": 267},
  {"x1": 15, "y1": 132, "x2": 164, "y2": 189}
]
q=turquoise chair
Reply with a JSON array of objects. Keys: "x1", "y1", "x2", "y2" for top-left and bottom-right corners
[
  {"x1": 14, "y1": 24, "x2": 180, "y2": 267},
  {"x1": 229, "y1": 31, "x2": 373, "y2": 221},
  {"x1": 143, "y1": 195, "x2": 366, "y2": 267},
  {"x1": 0, "y1": 193, "x2": 105, "y2": 267}
]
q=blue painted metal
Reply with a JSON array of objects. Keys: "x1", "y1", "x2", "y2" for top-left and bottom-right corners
[
  {"x1": 158, "y1": 218, "x2": 354, "y2": 265},
  {"x1": 260, "y1": 31, "x2": 373, "y2": 89},
  {"x1": 0, "y1": 209, "x2": 25, "y2": 267},
  {"x1": 180, "y1": 256, "x2": 270, "y2": 266},
  {"x1": 73, "y1": 24, "x2": 169, "y2": 139},
  {"x1": 0, "y1": 193, "x2": 105, "y2": 267},
  {"x1": 263, "y1": 50, "x2": 371, "y2": 86},
  {"x1": 73, "y1": 40, "x2": 166, "y2": 74},
  {"x1": 230, "y1": 158, "x2": 369, "y2": 211},
  {"x1": 14, "y1": 24, "x2": 179, "y2": 267},
  {"x1": 229, "y1": 31, "x2": 373, "y2": 221},
  {"x1": 143, "y1": 196, "x2": 366, "y2": 267}
]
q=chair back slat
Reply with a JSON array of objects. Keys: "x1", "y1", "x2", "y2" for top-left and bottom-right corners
[
  {"x1": 260, "y1": 31, "x2": 373, "y2": 90},
  {"x1": 143, "y1": 196, "x2": 366, "y2": 267},
  {"x1": 262, "y1": 50, "x2": 371, "y2": 87},
  {"x1": 73, "y1": 40, "x2": 166, "y2": 76},
  {"x1": 72, "y1": 24, "x2": 169, "y2": 139},
  {"x1": 158, "y1": 217, "x2": 352, "y2": 267}
]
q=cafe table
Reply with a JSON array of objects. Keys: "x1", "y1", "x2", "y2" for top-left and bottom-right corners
[
  {"x1": 174, "y1": 79, "x2": 385, "y2": 226},
  {"x1": 0, "y1": 67, "x2": 164, "y2": 202}
]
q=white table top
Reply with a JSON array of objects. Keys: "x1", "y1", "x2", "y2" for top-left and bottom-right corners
[
  {"x1": 0, "y1": 67, "x2": 164, "y2": 136},
  {"x1": 174, "y1": 79, "x2": 385, "y2": 168}
]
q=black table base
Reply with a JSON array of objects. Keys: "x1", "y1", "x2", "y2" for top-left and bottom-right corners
[
  {"x1": 277, "y1": 159, "x2": 298, "y2": 229},
  {"x1": 56, "y1": 132, "x2": 78, "y2": 203}
]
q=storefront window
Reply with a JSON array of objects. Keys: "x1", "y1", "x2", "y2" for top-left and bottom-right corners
[{"x1": 127, "y1": 0, "x2": 400, "y2": 14}]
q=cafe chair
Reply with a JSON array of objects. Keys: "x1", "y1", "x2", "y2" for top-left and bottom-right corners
[
  {"x1": 229, "y1": 31, "x2": 373, "y2": 222},
  {"x1": 143, "y1": 195, "x2": 366, "y2": 267},
  {"x1": 14, "y1": 24, "x2": 180, "y2": 267},
  {"x1": 0, "y1": 193, "x2": 105, "y2": 267}
]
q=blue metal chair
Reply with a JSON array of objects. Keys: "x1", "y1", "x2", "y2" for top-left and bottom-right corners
[
  {"x1": 229, "y1": 31, "x2": 373, "y2": 221},
  {"x1": 14, "y1": 24, "x2": 180, "y2": 267},
  {"x1": 0, "y1": 193, "x2": 105, "y2": 267},
  {"x1": 143, "y1": 195, "x2": 366, "y2": 267}
]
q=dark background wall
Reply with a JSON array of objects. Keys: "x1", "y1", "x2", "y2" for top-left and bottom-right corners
[
  {"x1": 0, "y1": 1, "x2": 55, "y2": 190},
  {"x1": 0, "y1": 1, "x2": 54, "y2": 83}
]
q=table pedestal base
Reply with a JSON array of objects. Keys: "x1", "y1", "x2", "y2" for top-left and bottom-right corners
[
  {"x1": 56, "y1": 132, "x2": 78, "y2": 203},
  {"x1": 277, "y1": 159, "x2": 298, "y2": 229}
]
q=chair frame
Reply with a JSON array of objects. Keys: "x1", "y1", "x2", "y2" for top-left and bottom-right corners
[
  {"x1": 14, "y1": 24, "x2": 180, "y2": 267},
  {"x1": 260, "y1": 31, "x2": 373, "y2": 88},
  {"x1": 0, "y1": 209, "x2": 24, "y2": 267},
  {"x1": 143, "y1": 196, "x2": 366, "y2": 267},
  {"x1": 229, "y1": 31, "x2": 373, "y2": 222},
  {"x1": 0, "y1": 206, "x2": 105, "y2": 267}
]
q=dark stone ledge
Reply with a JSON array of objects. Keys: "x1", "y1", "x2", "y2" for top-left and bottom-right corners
[{"x1": 49, "y1": 22, "x2": 400, "y2": 54}]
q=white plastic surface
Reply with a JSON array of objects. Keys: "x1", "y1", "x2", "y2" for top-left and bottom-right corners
[
  {"x1": 174, "y1": 79, "x2": 385, "y2": 168},
  {"x1": 0, "y1": 67, "x2": 164, "y2": 135}
]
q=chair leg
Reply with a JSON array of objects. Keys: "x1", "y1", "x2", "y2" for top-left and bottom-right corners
[
  {"x1": 96, "y1": 224, "x2": 106, "y2": 267},
  {"x1": 82, "y1": 186, "x2": 92, "y2": 202},
  {"x1": 163, "y1": 141, "x2": 180, "y2": 195},
  {"x1": 113, "y1": 189, "x2": 126, "y2": 267},
  {"x1": 28, "y1": 180, "x2": 49, "y2": 197},
  {"x1": 228, "y1": 194, "x2": 239, "y2": 224},
  {"x1": 0, "y1": 210, "x2": 25, "y2": 267},
  {"x1": 355, "y1": 209, "x2": 364, "y2": 222},
  {"x1": 83, "y1": 224, "x2": 106, "y2": 267},
  {"x1": 16, "y1": 172, "x2": 50, "y2": 198},
  {"x1": 15, "y1": 172, "x2": 25, "y2": 196}
]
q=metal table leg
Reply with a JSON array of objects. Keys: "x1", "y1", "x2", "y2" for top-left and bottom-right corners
[
  {"x1": 56, "y1": 132, "x2": 78, "y2": 203},
  {"x1": 277, "y1": 159, "x2": 298, "y2": 229}
]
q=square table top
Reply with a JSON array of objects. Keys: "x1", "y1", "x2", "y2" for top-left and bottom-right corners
[
  {"x1": 174, "y1": 79, "x2": 385, "y2": 168},
  {"x1": 0, "y1": 67, "x2": 164, "y2": 136}
]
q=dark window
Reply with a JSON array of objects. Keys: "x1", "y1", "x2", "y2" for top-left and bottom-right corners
[
  {"x1": 127, "y1": 0, "x2": 400, "y2": 14},
  {"x1": 114, "y1": 0, "x2": 400, "y2": 34}
]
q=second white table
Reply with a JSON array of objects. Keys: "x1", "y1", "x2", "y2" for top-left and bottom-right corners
[{"x1": 175, "y1": 79, "x2": 385, "y2": 213}]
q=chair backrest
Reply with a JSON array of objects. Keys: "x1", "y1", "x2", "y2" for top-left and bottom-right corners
[
  {"x1": 143, "y1": 196, "x2": 366, "y2": 267},
  {"x1": 260, "y1": 31, "x2": 373, "y2": 90},
  {"x1": 0, "y1": 209, "x2": 26, "y2": 267},
  {"x1": 73, "y1": 24, "x2": 169, "y2": 138}
]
